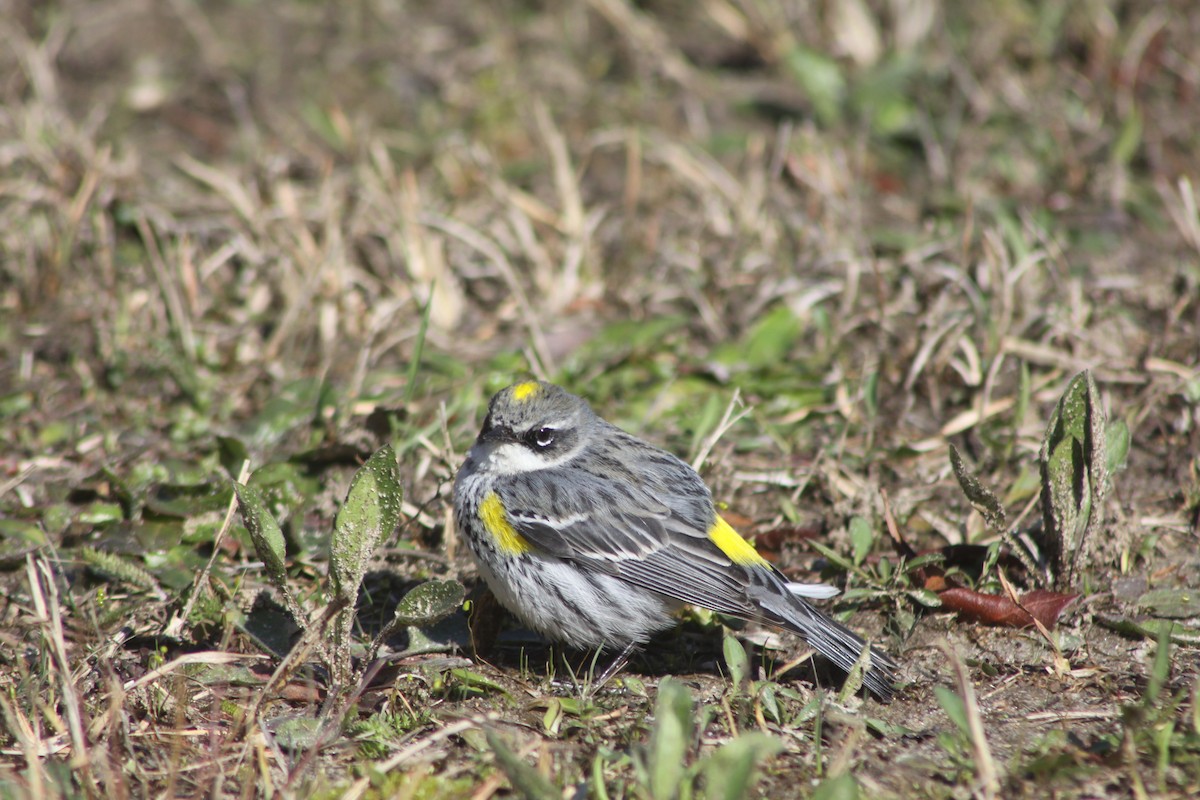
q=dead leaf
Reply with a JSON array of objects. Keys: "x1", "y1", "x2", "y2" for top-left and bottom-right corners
[{"x1": 940, "y1": 587, "x2": 1080, "y2": 628}]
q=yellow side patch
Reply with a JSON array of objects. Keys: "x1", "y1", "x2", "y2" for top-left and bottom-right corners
[
  {"x1": 511, "y1": 381, "x2": 540, "y2": 401},
  {"x1": 480, "y1": 491, "x2": 531, "y2": 556},
  {"x1": 709, "y1": 515, "x2": 768, "y2": 566}
]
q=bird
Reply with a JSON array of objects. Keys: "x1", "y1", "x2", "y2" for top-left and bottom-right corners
[{"x1": 453, "y1": 380, "x2": 897, "y2": 699}]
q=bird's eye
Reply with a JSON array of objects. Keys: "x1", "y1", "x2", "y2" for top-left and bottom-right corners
[{"x1": 529, "y1": 427, "x2": 555, "y2": 448}]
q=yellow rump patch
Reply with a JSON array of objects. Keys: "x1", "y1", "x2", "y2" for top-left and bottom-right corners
[
  {"x1": 480, "y1": 491, "x2": 531, "y2": 556},
  {"x1": 511, "y1": 381, "x2": 540, "y2": 401},
  {"x1": 709, "y1": 515, "x2": 768, "y2": 566}
]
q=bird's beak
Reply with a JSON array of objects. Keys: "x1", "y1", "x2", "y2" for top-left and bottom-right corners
[{"x1": 478, "y1": 425, "x2": 513, "y2": 445}]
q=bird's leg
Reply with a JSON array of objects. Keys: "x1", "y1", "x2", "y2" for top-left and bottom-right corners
[{"x1": 591, "y1": 641, "x2": 641, "y2": 693}]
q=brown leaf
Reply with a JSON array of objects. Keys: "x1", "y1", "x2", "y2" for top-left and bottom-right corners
[
  {"x1": 940, "y1": 586, "x2": 1080, "y2": 628},
  {"x1": 1017, "y1": 589, "x2": 1084, "y2": 627}
]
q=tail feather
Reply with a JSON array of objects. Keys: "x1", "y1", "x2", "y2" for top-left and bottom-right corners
[
  {"x1": 786, "y1": 581, "x2": 841, "y2": 600},
  {"x1": 754, "y1": 580, "x2": 897, "y2": 700}
]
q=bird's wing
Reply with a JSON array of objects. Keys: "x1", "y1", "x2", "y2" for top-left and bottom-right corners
[{"x1": 499, "y1": 484, "x2": 771, "y2": 619}]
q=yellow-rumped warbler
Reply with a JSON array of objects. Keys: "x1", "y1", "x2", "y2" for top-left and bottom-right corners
[{"x1": 454, "y1": 381, "x2": 897, "y2": 699}]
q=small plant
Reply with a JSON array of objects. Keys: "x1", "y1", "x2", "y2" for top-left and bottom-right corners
[
  {"x1": 235, "y1": 444, "x2": 464, "y2": 691},
  {"x1": 1109, "y1": 630, "x2": 1200, "y2": 796},
  {"x1": 894, "y1": 370, "x2": 1129, "y2": 632},
  {"x1": 633, "y1": 677, "x2": 782, "y2": 800},
  {"x1": 346, "y1": 708, "x2": 433, "y2": 759}
]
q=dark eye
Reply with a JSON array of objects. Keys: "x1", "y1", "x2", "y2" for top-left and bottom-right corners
[{"x1": 528, "y1": 427, "x2": 555, "y2": 448}]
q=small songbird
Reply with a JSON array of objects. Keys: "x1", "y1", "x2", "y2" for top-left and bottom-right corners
[{"x1": 453, "y1": 381, "x2": 897, "y2": 699}]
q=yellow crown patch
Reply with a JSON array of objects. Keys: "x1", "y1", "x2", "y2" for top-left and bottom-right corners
[{"x1": 511, "y1": 381, "x2": 540, "y2": 402}]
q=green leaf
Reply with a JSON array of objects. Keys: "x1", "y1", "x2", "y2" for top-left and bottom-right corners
[
  {"x1": 702, "y1": 732, "x2": 783, "y2": 800},
  {"x1": 836, "y1": 643, "x2": 869, "y2": 704},
  {"x1": 901, "y1": 553, "x2": 946, "y2": 573},
  {"x1": 79, "y1": 502, "x2": 124, "y2": 525},
  {"x1": 145, "y1": 480, "x2": 233, "y2": 519},
  {"x1": 862, "y1": 371, "x2": 880, "y2": 422},
  {"x1": 1146, "y1": 626, "x2": 1172, "y2": 705},
  {"x1": 391, "y1": 579, "x2": 466, "y2": 628},
  {"x1": 484, "y1": 728, "x2": 559, "y2": 800},
  {"x1": 542, "y1": 698, "x2": 563, "y2": 735},
  {"x1": 906, "y1": 588, "x2": 944, "y2": 608},
  {"x1": 784, "y1": 46, "x2": 846, "y2": 127},
  {"x1": 1112, "y1": 107, "x2": 1143, "y2": 167},
  {"x1": 1002, "y1": 464, "x2": 1041, "y2": 506},
  {"x1": 217, "y1": 435, "x2": 250, "y2": 478},
  {"x1": 247, "y1": 461, "x2": 321, "y2": 545},
  {"x1": 1105, "y1": 419, "x2": 1131, "y2": 477},
  {"x1": 449, "y1": 668, "x2": 510, "y2": 697},
  {"x1": 330, "y1": 445, "x2": 403, "y2": 605},
  {"x1": 80, "y1": 546, "x2": 163, "y2": 596},
  {"x1": 851, "y1": 55, "x2": 918, "y2": 138},
  {"x1": 934, "y1": 685, "x2": 970, "y2": 736},
  {"x1": 949, "y1": 445, "x2": 1006, "y2": 533},
  {"x1": 848, "y1": 516, "x2": 875, "y2": 566},
  {"x1": 646, "y1": 678, "x2": 694, "y2": 800},
  {"x1": 811, "y1": 773, "x2": 860, "y2": 800},
  {"x1": 0, "y1": 518, "x2": 47, "y2": 547},
  {"x1": 241, "y1": 377, "x2": 325, "y2": 447},
  {"x1": 1039, "y1": 370, "x2": 1109, "y2": 586},
  {"x1": 758, "y1": 683, "x2": 782, "y2": 725},
  {"x1": 0, "y1": 390, "x2": 33, "y2": 418},
  {"x1": 404, "y1": 287, "x2": 434, "y2": 403},
  {"x1": 1136, "y1": 588, "x2": 1200, "y2": 620},
  {"x1": 723, "y1": 633, "x2": 749, "y2": 692},
  {"x1": 1097, "y1": 615, "x2": 1200, "y2": 645},
  {"x1": 329, "y1": 445, "x2": 403, "y2": 684},
  {"x1": 268, "y1": 714, "x2": 323, "y2": 752},
  {"x1": 807, "y1": 540, "x2": 858, "y2": 574},
  {"x1": 234, "y1": 482, "x2": 288, "y2": 588},
  {"x1": 688, "y1": 391, "x2": 730, "y2": 461},
  {"x1": 740, "y1": 305, "x2": 803, "y2": 370}
]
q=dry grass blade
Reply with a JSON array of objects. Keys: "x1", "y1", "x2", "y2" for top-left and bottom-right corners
[
  {"x1": 174, "y1": 154, "x2": 259, "y2": 228},
  {"x1": 1157, "y1": 176, "x2": 1200, "y2": 255},
  {"x1": 25, "y1": 554, "x2": 92, "y2": 775},
  {"x1": 419, "y1": 212, "x2": 554, "y2": 374},
  {"x1": 237, "y1": 596, "x2": 349, "y2": 741},
  {"x1": 690, "y1": 388, "x2": 749, "y2": 472},
  {"x1": 166, "y1": 460, "x2": 252, "y2": 640},
  {"x1": 939, "y1": 641, "x2": 1000, "y2": 800},
  {"x1": 996, "y1": 572, "x2": 1069, "y2": 677},
  {"x1": 122, "y1": 651, "x2": 271, "y2": 694},
  {"x1": 587, "y1": 0, "x2": 697, "y2": 91},
  {"x1": 137, "y1": 212, "x2": 196, "y2": 358},
  {"x1": 0, "y1": 689, "x2": 52, "y2": 794}
]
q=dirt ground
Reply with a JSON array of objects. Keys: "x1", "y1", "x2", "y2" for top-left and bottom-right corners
[{"x1": 1, "y1": 1, "x2": 1199, "y2": 798}]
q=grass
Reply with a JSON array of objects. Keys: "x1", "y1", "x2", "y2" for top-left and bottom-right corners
[{"x1": 2, "y1": 0, "x2": 1200, "y2": 797}]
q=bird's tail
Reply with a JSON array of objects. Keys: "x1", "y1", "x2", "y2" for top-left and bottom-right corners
[{"x1": 753, "y1": 579, "x2": 897, "y2": 700}]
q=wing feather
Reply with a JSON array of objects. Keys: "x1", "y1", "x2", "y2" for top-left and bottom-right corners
[{"x1": 504, "y1": 487, "x2": 768, "y2": 619}]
